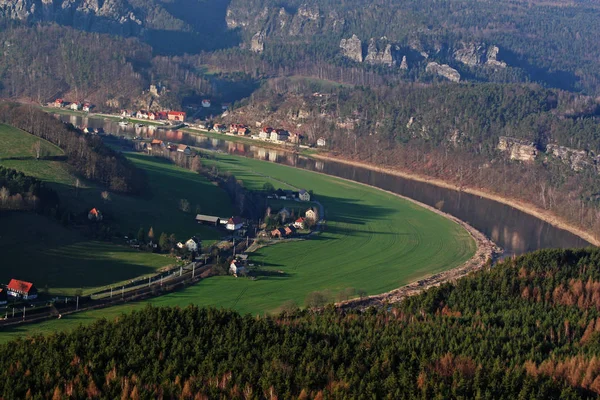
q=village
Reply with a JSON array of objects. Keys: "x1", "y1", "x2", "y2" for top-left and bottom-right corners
[{"x1": 47, "y1": 98, "x2": 329, "y2": 148}]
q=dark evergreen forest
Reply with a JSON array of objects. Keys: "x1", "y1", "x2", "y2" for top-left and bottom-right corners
[{"x1": 3, "y1": 248, "x2": 600, "y2": 398}]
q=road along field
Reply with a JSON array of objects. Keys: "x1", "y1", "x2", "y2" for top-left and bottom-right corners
[
  {"x1": 0, "y1": 125, "x2": 233, "y2": 295},
  {"x1": 0, "y1": 151, "x2": 477, "y2": 342}
]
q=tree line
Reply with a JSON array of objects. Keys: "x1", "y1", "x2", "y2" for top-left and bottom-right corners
[
  {"x1": 0, "y1": 103, "x2": 146, "y2": 194},
  {"x1": 2, "y1": 248, "x2": 600, "y2": 398},
  {"x1": 0, "y1": 166, "x2": 59, "y2": 213}
]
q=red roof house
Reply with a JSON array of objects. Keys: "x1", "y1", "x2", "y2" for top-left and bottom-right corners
[
  {"x1": 167, "y1": 111, "x2": 186, "y2": 122},
  {"x1": 7, "y1": 279, "x2": 38, "y2": 299}
]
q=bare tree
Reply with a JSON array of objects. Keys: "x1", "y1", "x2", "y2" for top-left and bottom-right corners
[
  {"x1": 0, "y1": 186, "x2": 9, "y2": 205},
  {"x1": 101, "y1": 191, "x2": 111, "y2": 203},
  {"x1": 31, "y1": 140, "x2": 42, "y2": 160}
]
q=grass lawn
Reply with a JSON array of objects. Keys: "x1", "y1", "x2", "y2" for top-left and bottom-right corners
[
  {"x1": 0, "y1": 212, "x2": 172, "y2": 296},
  {"x1": 0, "y1": 151, "x2": 477, "y2": 342}
]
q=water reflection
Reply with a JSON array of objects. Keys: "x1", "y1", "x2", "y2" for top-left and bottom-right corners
[{"x1": 60, "y1": 114, "x2": 591, "y2": 255}]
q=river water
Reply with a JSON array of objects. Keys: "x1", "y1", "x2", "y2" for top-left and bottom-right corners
[{"x1": 60, "y1": 114, "x2": 591, "y2": 255}]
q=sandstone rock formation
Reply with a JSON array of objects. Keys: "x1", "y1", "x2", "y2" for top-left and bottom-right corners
[
  {"x1": 546, "y1": 144, "x2": 596, "y2": 172},
  {"x1": 364, "y1": 38, "x2": 396, "y2": 66},
  {"x1": 453, "y1": 42, "x2": 507, "y2": 68},
  {"x1": 251, "y1": 31, "x2": 266, "y2": 53},
  {"x1": 340, "y1": 34, "x2": 363, "y2": 63},
  {"x1": 497, "y1": 137, "x2": 538, "y2": 162},
  {"x1": 426, "y1": 62, "x2": 461, "y2": 82}
]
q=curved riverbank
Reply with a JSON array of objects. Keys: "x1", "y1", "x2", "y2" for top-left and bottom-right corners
[
  {"x1": 312, "y1": 153, "x2": 600, "y2": 247},
  {"x1": 293, "y1": 168, "x2": 500, "y2": 310}
]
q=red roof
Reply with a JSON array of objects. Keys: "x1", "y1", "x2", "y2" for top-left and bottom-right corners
[
  {"x1": 89, "y1": 208, "x2": 99, "y2": 216},
  {"x1": 228, "y1": 217, "x2": 243, "y2": 225},
  {"x1": 296, "y1": 217, "x2": 305, "y2": 223},
  {"x1": 168, "y1": 111, "x2": 186, "y2": 116},
  {"x1": 151, "y1": 139, "x2": 163, "y2": 145},
  {"x1": 7, "y1": 279, "x2": 34, "y2": 294}
]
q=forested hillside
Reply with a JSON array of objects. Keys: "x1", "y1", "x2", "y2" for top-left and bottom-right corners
[
  {"x1": 3, "y1": 248, "x2": 600, "y2": 398},
  {"x1": 1, "y1": 0, "x2": 600, "y2": 93}
]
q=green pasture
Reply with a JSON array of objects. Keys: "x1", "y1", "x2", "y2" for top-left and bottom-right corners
[{"x1": 0, "y1": 150, "x2": 476, "y2": 341}]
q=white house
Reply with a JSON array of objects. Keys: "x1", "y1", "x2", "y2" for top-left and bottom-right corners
[
  {"x1": 226, "y1": 217, "x2": 244, "y2": 231},
  {"x1": 317, "y1": 137, "x2": 327, "y2": 147},
  {"x1": 298, "y1": 189, "x2": 311, "y2": 201},
  {"x1": 185, "y1": 237, "x2": 201, "y2": 252},
  {"x1": 82, "y1": 103, "x2": 91, "y2": 112},
  {"x1": 202, "y1": 99, "x2": 211, "y2": 108},
  {"x1": 70, "y1": 102, "x2": 81, "y2": 111},
  {"x1": 305, "y1": 208, "x2": 318, "y2": 221}
]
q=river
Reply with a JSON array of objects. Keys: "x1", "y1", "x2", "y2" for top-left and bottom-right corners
[{"x1": 60, "y1": 114, "x2": 591, "y2": 255}]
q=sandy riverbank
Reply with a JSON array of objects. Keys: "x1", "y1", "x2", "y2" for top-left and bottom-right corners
[{"x1": 312, "y1": 153, "x2": 600, "y2": 247}]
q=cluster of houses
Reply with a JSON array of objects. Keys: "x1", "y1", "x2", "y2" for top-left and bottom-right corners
[
  {"x1": 121, "y1": 110, "x2": 187, "y2": 122},
  {"x1": 50, "y1": 99, "x2": 92, "y2": 112},
  {"x1": 144, "y1": 139, "x2": 192, "y2": 155},
  {"x1": 269, "y1": 207, "x2": 318, "y2": 238},
  {"x1": 269, "y1": 188, "x2": 311, "y2": 202},
  {"x1": 0, "y1": 279, "x2": 38, "y2": 304},
  {"x1": 209, "y1": 122, "x2": 327, "y2": 147}
]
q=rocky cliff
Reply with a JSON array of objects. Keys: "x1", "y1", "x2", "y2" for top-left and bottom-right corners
[
  {"x1": 364, "y1": 38, "x2": 398, "y2": 67},
  {"x1": 0, "y1": 0, "x2": 146, "y2": 35},
  {"x1": 426, "y1": 62, "x2": 461, "y2": 82},
  {"x1": 453, "y1": 42, "x2": 507, "y2": 68},
  {"x1": 340, "y1": 34, "x2": 363, "y2": 62},
  {"x1": 497, "y1": 137, "x2": 538, "y2": 162}
]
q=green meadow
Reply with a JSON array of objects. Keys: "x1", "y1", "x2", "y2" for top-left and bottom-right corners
[
  {"x1": 0, "y1": 125, "x2": 233, "y2": 295},
  {"x1": 0, "y1": 150, "x2": 476, "y2": 342}
]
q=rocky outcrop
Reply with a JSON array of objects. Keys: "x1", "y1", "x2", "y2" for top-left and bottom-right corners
[
  {"x1": 340, "y1": 34, "x2": 363, "y2": 63},
  {"x1": 498, "y1": 137, "x2": 538, "y2": 162},
  {"x1": 0, "y1": 0, "x2": 143, "y2": 35},
  {"x1": 400, "y1": 55, "x2": 408, "y2": 70},
  {"x1": 364, "y1": 38, "x2": 396, "y2": 67},
  {"x1": 546, "y1": 144, "x2": 597, "y2": 172},
  {"x1": 426, "y1": 62, "x2": 461, "y2": 82},
  {"x1": 251, "y1": 31, "x2": 266, "y2": 53},
  {"x1": 453, "y1": 42, "x2": 507, "y2": 68}
]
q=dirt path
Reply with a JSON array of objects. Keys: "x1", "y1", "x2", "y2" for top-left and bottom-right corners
[{"x1": 312, "y1": 153, "x2": 600, "y2": 247}]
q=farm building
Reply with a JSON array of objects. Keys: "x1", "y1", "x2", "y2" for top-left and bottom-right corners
[
  {"x1": 177, "y1": 144, "x2": 192, "y2": 155},
  {"x1": 195, "y1": 215, "x2": 221, "y2": 226},
  {"x1": 7, "y1": 279, "x2": 38, "y2": 300},
  {"x1": 226, "y1": 217, "x2": 244, "y2": 231},
  {"x1": 298, "y1": 189, "x2": 311, "y2": 201}
]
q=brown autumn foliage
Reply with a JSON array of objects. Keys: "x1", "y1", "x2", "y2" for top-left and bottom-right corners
[{"x1": 525, "y1": 355, "x2": 600, "y2": 394}]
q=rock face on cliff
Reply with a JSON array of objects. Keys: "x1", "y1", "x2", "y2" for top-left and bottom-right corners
[
  {"x1": 497, "y1": 137, "x2": 538, "y2": 162},
  {"x1": 251, "y1": 31, "x2": 266, "y2": 53},
  {"x1": 0, "y1": 0, "x2": 143, "y2": 35},
  {"x1": 546, "y1": 144, "x2": 598, "y2": 172},
  {"x1": 340, "y1": 34, "x2": 363, "y2": 63},
  {"x1": 453, "y1": 42, "x2": 507, "y2": 68},
  {"x1": 426, "y1": 62, "x2": 461, "y2": 82},
  {"x1": 364, "y1": 38, "x2": 398, "y2": 66}
]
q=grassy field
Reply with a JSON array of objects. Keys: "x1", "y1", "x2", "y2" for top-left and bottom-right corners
[
  {"x1": 0, "y1": 151, "x2": 476, "y2": 342},
  {"x1": 0, "y1": 213, "x2": 171, "y2": 295},
  {"x1": 0, "y1": 124, "x2": 234, "y2": 296}
]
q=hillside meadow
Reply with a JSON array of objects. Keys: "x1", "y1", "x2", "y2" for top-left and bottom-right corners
[
  {"x1": 0, "y1": 125, "x2": 233, "y2": 295},
  {"x1": 0, "y1": 151, "x2": 476, "y2": 341}
]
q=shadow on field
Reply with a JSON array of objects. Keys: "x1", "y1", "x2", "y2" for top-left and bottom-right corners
[{"x1": 314, "y1": 194, "x2": 396, "y2": 225}]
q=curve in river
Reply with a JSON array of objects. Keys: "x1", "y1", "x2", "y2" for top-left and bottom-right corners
[{"x1": 60, "y1": 114, "x2": 591, "y2": 255}]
